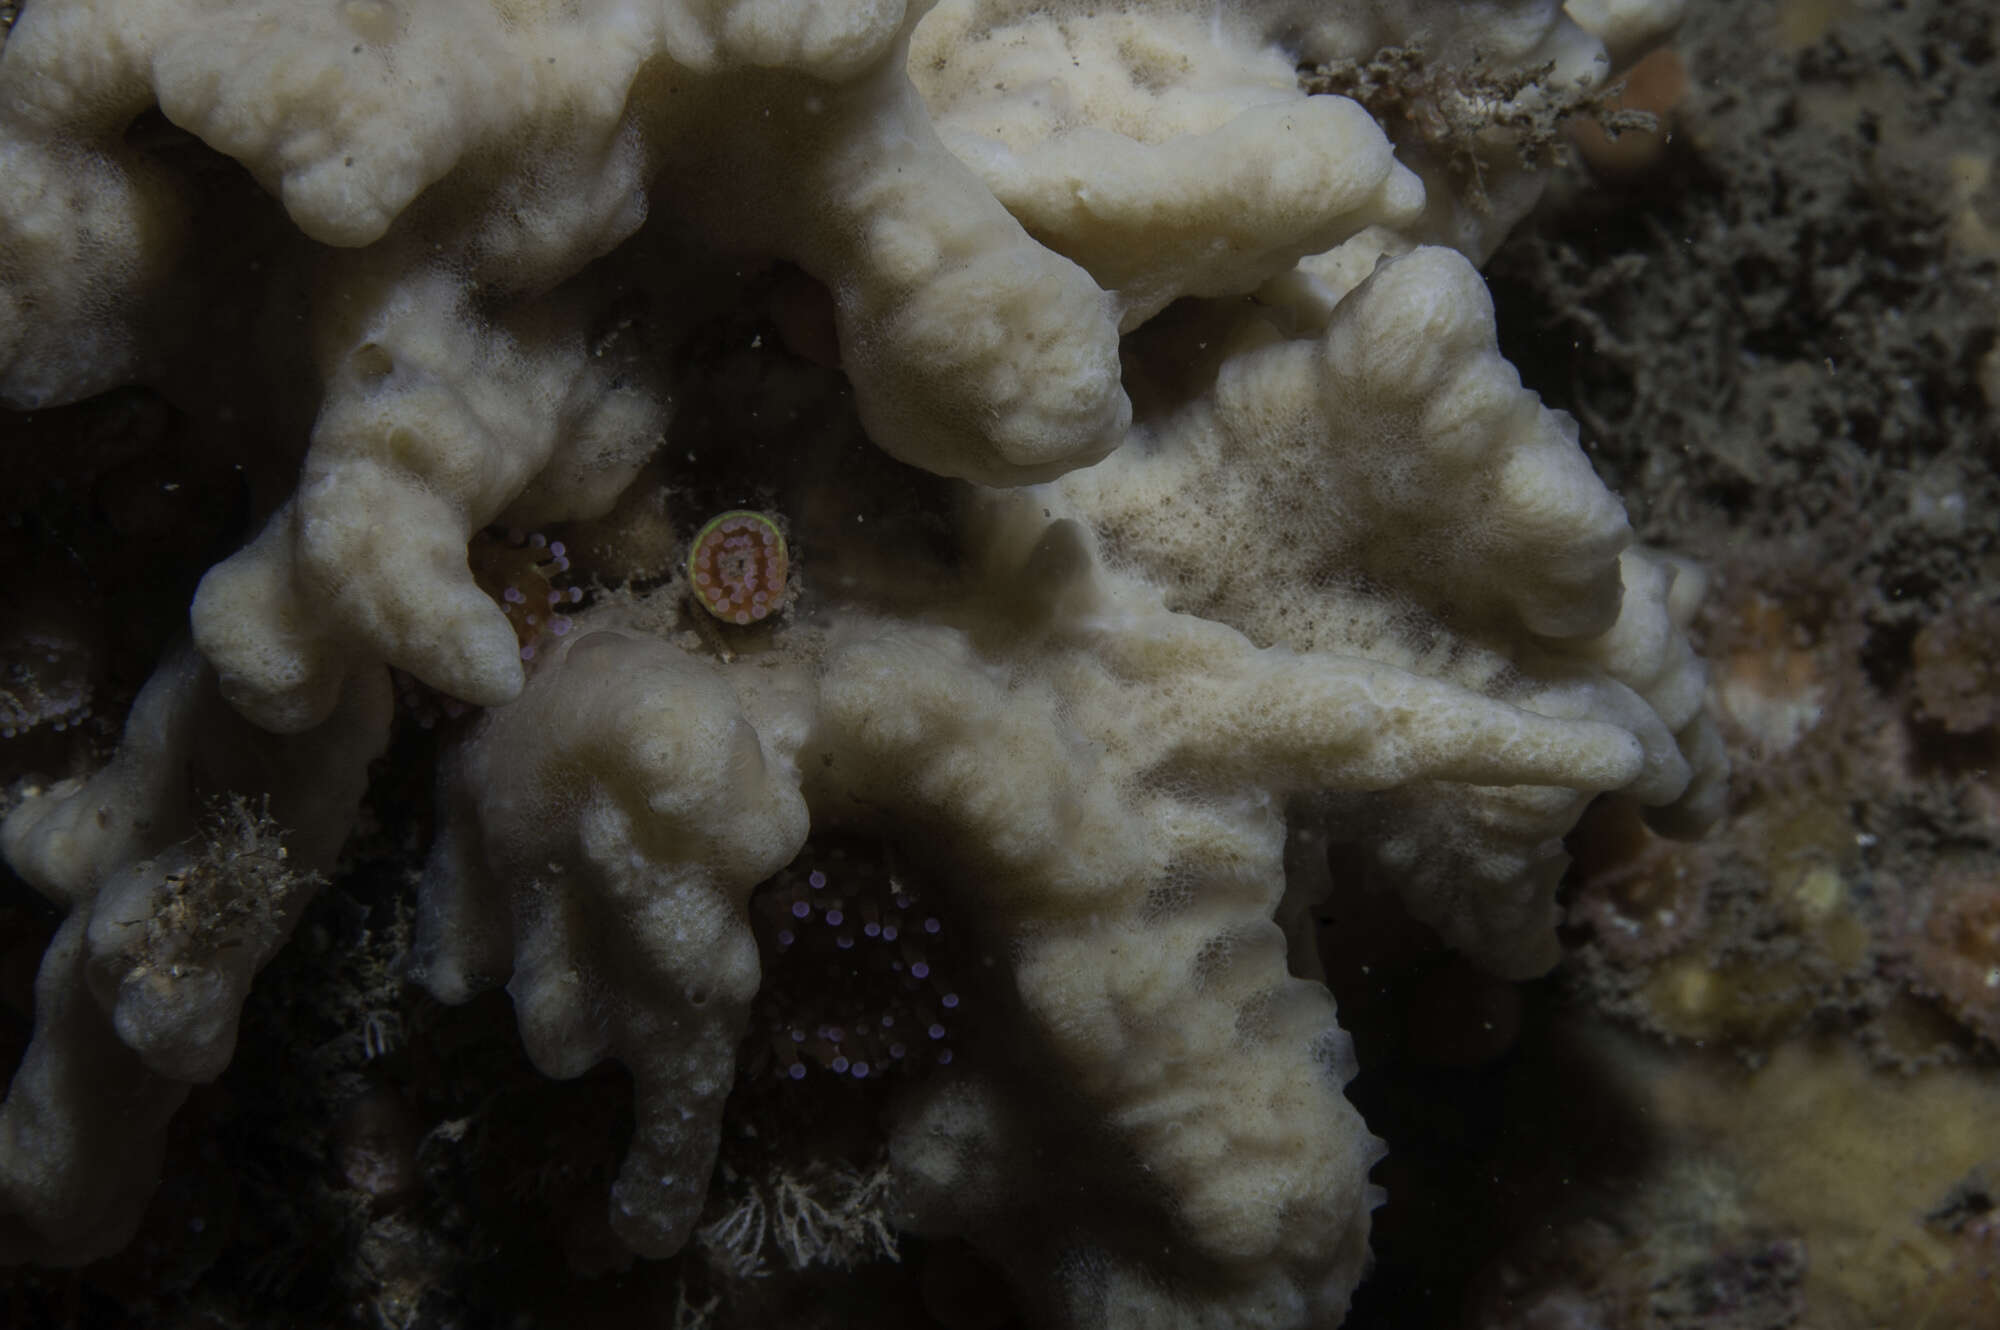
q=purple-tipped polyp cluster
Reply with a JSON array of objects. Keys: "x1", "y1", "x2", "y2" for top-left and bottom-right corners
[
  {"x1": 747, "y1": 838, "x2": 967, "y2": 1085},
  {"x1": 393, "y1": 527, "x2": 587, "y2": 725},
  {"x1": 468, "y1": 527, "x2": 583, "y2": 666}
]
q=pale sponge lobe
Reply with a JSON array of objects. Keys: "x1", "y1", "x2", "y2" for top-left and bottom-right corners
[
  {"x1": 709, "y1": 0, "x2": 908, "y2": 78},
  {"x1": 0, "y1": 0, "x2": 188, "y2": 407},
  {"x1": 766, "y1": 69, "x2": 1131, "y2": 485},
  {"x1": 911, "y1": 0, "x2": 1428, "y2": 326},
  {"x1": 1316, "y1": 246, "x2": 1634, "y2": 639},
  {"x1": 1051, "y1": 245, "x2": 1720, "y2": 977},
  {"x1": 410, "y1": 630, "x2": 810, "y2": 1258},
  {"x1": 1065, "y1": 246, "x2": 1633, "y2": 650},
  {"x1": 4, "y1": 0, "x2": 1132, "y2": 715},
  {"x1": 190, "y1": 271, "x2": 669, "y2": 731},
  {"x1": 0, "y1": 646, "x2": 389, "y2": 1264},
  {"x1": 147, "y1": 0, "x2": 656, "y2": 250},
  {"x1": 808, "y1": 488, "x2": 1667, "y2": 1319},
  {"x1": 811, "y1": 619, "x2": 1381, "y2": 1325},
  {"x1": 1564, "y1": 0, "x2": 1690, "y2": 69}
]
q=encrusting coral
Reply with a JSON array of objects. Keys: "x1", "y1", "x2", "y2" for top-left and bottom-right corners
[{"x1": 0, "y1": 0, "x2": 1715, "y2": 1324}]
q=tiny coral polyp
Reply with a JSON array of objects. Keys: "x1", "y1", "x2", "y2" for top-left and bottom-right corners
[{"x1": 689, "y1": 510, "x2": 789, "y2": 625}]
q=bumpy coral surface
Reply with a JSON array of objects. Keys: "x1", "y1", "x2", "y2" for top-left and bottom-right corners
[{"x1": 0, "y1": 0, "x2": 1714, "y2": 1324}]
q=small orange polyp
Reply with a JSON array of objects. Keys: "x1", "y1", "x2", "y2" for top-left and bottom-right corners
[{"x1": 688, "y1": 510, "x2": 788, "y2": 625}]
